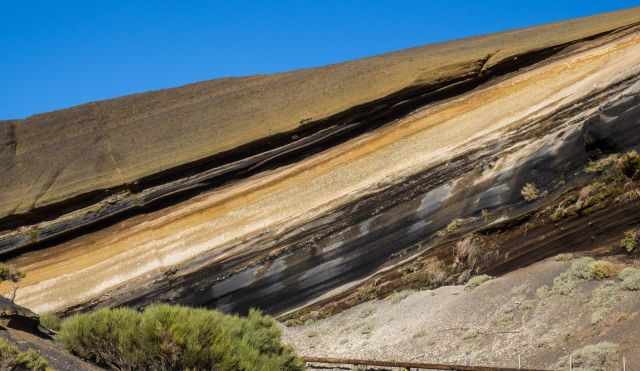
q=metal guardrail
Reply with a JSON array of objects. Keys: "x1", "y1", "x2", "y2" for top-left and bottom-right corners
[{"x1": 303, "y1": 356, "x2": 555, "y2": 371}]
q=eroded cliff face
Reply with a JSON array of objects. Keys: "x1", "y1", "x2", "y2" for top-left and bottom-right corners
[{"x1": 2, "y1": 9, "x2": 640, "y2": 321}]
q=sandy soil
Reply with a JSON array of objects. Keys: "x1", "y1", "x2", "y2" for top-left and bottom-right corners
[{"x1": 284, "y1": 255, "x2": 640, "y2": 369}]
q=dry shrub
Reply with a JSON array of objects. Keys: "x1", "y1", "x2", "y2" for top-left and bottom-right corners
[
  {"x1": 616, "y1": 150, "x2": 640, "y2": 179},
  {"x1": 521, "y1": 183, "x2": 541, "y2": 202},
  {"x1": 589, "y1": 261, "x2": 616, "y2": 280},
  {"x1": 454, "y1": 234, "x2": 486, "y2": 270},
  {"x1": 464, "y1": 274, "x2": 493, "y2": 290},
  {"x1": 619, "y1": 267, "x2": 640, "y2": 291},
  {"x1": 402, "y1": 258, "x2": 449, "y2": 289},
  {"x1": 585, "y1": 155, "x2": 619, "y2": 174}
]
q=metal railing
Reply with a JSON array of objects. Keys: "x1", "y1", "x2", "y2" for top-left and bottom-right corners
[{"x1": 303, "y1": 356, "x2": 555, "y2": 371}]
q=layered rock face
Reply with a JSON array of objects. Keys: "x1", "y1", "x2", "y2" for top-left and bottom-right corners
[{"x1": 2, "y1": 7, "x2": 640, "y2": 325}]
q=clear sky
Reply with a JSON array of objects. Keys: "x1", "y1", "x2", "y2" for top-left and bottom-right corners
[{"x1": 2, "y1": 1, "x2": 640, "y2": 119}]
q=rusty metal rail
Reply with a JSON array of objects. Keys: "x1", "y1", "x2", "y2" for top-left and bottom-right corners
[{"x1": 303, "y1": 356, "x2": 555, "y2": 371}]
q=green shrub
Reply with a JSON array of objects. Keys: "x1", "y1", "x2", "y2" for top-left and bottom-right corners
[
  {"x1": 58, "y1": 305, "x2": 303, "y2": 371},
  {"x1": 618, "y1": 267, "x2": 640, "y2": 291},
  {"x1": 0, "y1": 338, "x2": 50, "y2": 371},
  {"x1": 551, "y1": 257, "x2": 594, "y2": 295},
  {"x1": 0, "y1": 263, "x2": 25, "y2": 302},
  {"x1": 620, "y1": 229, "x2": 639, "y2": 253},
  {"x1": 39, "y1": 313, "x2": 62, "y2": 332},
  {"x1": 464, "y1": 274, "x2": 493, "y2": 290},
  {"x1": 551, "y1": 258, "x2": 618, "y2": 295},
  {"x1": 445, "y1": 218, "x2": 465, "y2": 234}
]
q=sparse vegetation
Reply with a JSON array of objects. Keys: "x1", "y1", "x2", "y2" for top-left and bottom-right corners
[
  {"x1": 521, "y1": 182, "x2": 541, "y2": 202},
  {"x1": 551, "y1": 150, "x2": 640, "y2": 222},
  {"x1": 354, "y1": 283, "x2": 380, "y2": 302},
  {"x1": 462, "y1": 328, "x2": 480, "y2": 340},
  {"x1": 359, "y1": 307, "x2": 376, "y2": 318},
  {"x1": 589, "y1": 261, "x2": 616, "y2": 280},
  {"x1": 616, "y1": 150, "x2": 640, "y2": 179},
  {"x1": 358, "y1": 322, "x2": 375, "y2": 336},
  {"x1": 585, "y1": 155, "x2": 619, "y2": 174},
  {"x1": 39, "y1": 313, "x2": 62, "y2": 332},
  {"x1": 549, "y1": 258, "x2": 617, "y2": 295},
  {"x1": 386, "y1": 291, "x2": 413, "y2": 305},
  {"x1": 464, "y1": 274, "x2": 493, "y2": 290},
  {"x1": 58, "y1": 304, "x2": 303, "y2": 371},
  {"x1": 0, "y1": 263, "x2": 25, "y2": 302},
  {"x1": 453, "y1": 235, "x2": 485, "y2": 270},
  {"x1": 589, "y1": 282, "x2": 620, "y2": 325},
  {"x1": 554, "y1": 253, "x2": 574, "y2": 262},
  {"x1": 618, "y1": 267, "x2": 640, "y2": 291},
  {"x1": 445, "y1": 218, "x2": 465, "y2": 234},
  {"x1": 0, "y1": 338, "x2": 50, "y2": 371},
  {"x1": 401, "y1": 258, "x2": 449, "y2": 290},
  {"x1": 620, "y1": 229, "x2": 639, "y2": 253},
  {"x1": 556, "y1": 342, "x2": 620, "y2": 371}
]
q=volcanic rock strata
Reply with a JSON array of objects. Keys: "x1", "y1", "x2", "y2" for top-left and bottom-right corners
[{"x1": 2, "y1": 8, "x2": 640, "y2": 319}]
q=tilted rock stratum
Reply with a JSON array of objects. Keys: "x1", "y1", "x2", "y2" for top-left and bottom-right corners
[{"x1": 2, "y1": 9, "x2": 640, "y2": 353}]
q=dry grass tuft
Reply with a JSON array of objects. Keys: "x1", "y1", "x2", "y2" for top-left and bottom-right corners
[
  {"x1": 454, "y1": 235, "x2": 486, "y2": 270},
  {"x1": 521, "y1": 183, "x2": 541, "y2": 202},
  {"x1": 465, "y1": 274, "x2": 493, "y2": 290}
]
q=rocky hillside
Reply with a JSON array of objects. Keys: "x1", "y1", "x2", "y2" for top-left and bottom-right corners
[
  {"x1": 1, "y1": 7, "x2": 640, "y2": 366},
  {"x1": 285, "y1": 254, "x2": 640, "y2": 368}
]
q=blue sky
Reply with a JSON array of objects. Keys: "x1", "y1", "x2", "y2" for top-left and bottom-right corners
[{"x1": 2, "y1": 1, "x2": 640, "y2": 119}]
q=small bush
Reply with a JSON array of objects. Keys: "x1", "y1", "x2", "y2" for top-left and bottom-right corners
[
  {"x1": 401, "y1": 258, "x2": 449, "y2": 289},
  {"x1": 618, "y1": 267, "x2": 640, "y2": 291},
  {"x1": 58, "y1": 305, "x2": 303, "y2": 371},
  {"x1": 551, "y1": 257, "x2": 595, "y2": 295},
  {"x1": 620, "y1": 229, "x2": 639, "y2": 253},
  {"x1": 585, "y1": 155, "x2": 619, "y2": 174},
  {"x1": 0, "y1": 264, "x2": 24, "y2": 283},
  {"x1": 570, "y1": 257, "x2": 597, "y2": 280},
  {"x1": 575, "y1": 182, "x2": 614, "y2": 214},
  {"x1": 521, "y1": 183, "x2": 541, "y2": 202},
  {"x1": 616, "y1": 150, "x2": 640, "y2": 179},
  {"x1": 589, "y1": 261, "x2": 616, "y2": 280},
  {"x1": 386, "y1": 291, "x2": 412, "y2": 305},
  {"x1": 465, "y1": 274, "x2": 493, "y2": 290},
  {"x1": 0, "y1": 338, "x2": 50, "y2": 371},
  {"x1": 556, "y1": 342, "x2": 620, "y2": 371},
  {"x1": 454, "y1": 235, "x2": 484, "y2": 270},
  {"x1": 39, "y1": 313, "x2": 61, "y2": 332},
  {"x1": 445, "y1": 218, "x2": 465, "y2": 234},
  {"x1": 551, "y1": 258, "x2": 617, "y2": 295},
  {"x1": 554, "y1": 253, "x2": 574, "y2": 262}
]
